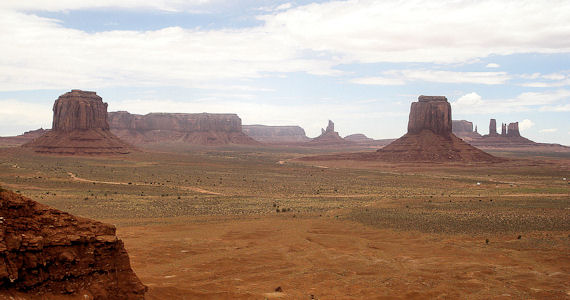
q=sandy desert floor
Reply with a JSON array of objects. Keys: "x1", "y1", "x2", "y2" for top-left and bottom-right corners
[{"x1": 0, "y1": 145, "x2": 568, "y2": 299}]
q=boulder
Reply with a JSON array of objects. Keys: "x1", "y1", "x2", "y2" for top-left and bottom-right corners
[
  {"x1": 22, "y1": 90, "x2": 133, "y2": 155},
  {"x1": 0, "y1": 188, "x2": 146, "y2": 299}
]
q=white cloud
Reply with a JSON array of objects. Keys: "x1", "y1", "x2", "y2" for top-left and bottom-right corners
[
  {"x1": 452, "y1": 89, "x2": 570, "y2": 114},
  {"x1": 351, "y1": 70, "x2": 510, "y2": 86},
  {"x1": 486, "y1": 63, "x2": 500, "y2": 68},
  {"x1": 455, "y1": 92, "x2": 484, "y2": 106},
  {"x1": 262, "y1": 0, "x2": 570, "y2": 64},
  {"x1": 0, "y1": 0, "x2": 216, "y2": 12},
  {"x1": 539, "y1": 104, "x2": 570, "y2": 112},
  {"x1": 350, "y1": 77, "x2": 406, "y2": 86},
  {"x1": 519, "y1": 119, "x2": 535, "y2": 131},
  {"x1": 520, "y1": 72, "x2": 570, "y2": 87},
  {"x1": 539, "y1": 128, "x2": 557, "y2": 133},
  {"x1": 0, "y1": 99, "x2": 52, "y2": 136},
  {"x1": 1, "y1": 0, "x2": 570, "y2": 90}
]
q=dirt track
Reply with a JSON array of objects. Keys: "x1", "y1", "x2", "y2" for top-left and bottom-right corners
[{"x1": 118, "y1": 217, "x2": 570, "y2": 299}]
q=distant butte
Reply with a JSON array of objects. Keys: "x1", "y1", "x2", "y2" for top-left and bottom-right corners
[
  {"x1": 23, "y1": 90, "x2": 133, "y2": 155},
  {"x1": 306, "y1": 120, "x2": 354, "y2": 146},
  {"x1": 374, "y1": 95, "x2": 500, "y2": 162},
  {"x1": 300, "y1": 95, "x2": 501, "y2": 163},
  {"x1": 242, "y1": 125, "x2": 310, "y2": 143}
]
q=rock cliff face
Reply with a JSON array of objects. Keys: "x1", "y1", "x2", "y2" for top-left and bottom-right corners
[
  {"x1": 452, "y1": 120, "x2": 473, "y2": 134},
  {"x1": 307, "y1": 120, "x2": 353, "y2": 146},
  {"x1": 506, "y1": 122, "x2": 520, "y2": 137},
  {"x1": 52, "y1": 90, "x2": 109, "y2": 132},
  {"x1": 22, "y1": 90, "x2": 133, "y2": 155},
  {"x1": 407, "y1": 96, "x2": 452, "y2": 136},
  {"x1": 452, "y1": 120, "x2": 482, "y2": 142},
  {"x1": 0, "y1": 188, "x2": 146, "y2": 299},
  {"x1": 489, "y1": 119, "x2": 498, "y2": 136},
  {"x1": 376, "y1": 96, "x2": 499, "y2": 162},
  {"x1": 108, "y1": 111, "x2": 259, "y2": 146},
  {"x1": 242, "y1": 125, "x2": 309, "y2": 143}
]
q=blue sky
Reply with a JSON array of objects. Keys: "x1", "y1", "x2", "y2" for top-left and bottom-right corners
[{"x1": 0, "y1": 0, "x2": 569, "y2": 144}]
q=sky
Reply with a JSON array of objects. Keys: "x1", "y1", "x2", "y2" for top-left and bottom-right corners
[{"x1": 0, "y1": 0, "x2": 569, "y2": 144}]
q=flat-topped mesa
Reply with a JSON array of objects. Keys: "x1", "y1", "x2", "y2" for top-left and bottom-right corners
[
  {"x1": 418, "y1": 95, "x2": 447, "y2": 102},
  {"x1": 452, "y1": 120, "x2": 473, "y2": 134},
  {"x1": 407, "y1": 95, "x2": 452, "y2": 136},
  {"x1": 107, "y1": 111, "x2": 259, "y2": 145},
  {"x1": 52, "y1": 90, "x2": 110, "y2": 132},
  {"x1": 242, "y1": 125, "x2": 309, "y2": 143},
  {"x1": 109, "y1": 112, "x2": 242, "y2": 132},
  {"x1": 507, "y1": 122, "x2": 521, "y2": 137}
]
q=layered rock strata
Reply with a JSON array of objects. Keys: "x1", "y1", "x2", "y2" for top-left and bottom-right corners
[
  {"x1": 0, "y1": 188, "x2": 146, "y2": 299},
  {"x1": 108, "y1": 112, "x2": 259, "y2": 145},
  {"x1": 242, "y1": 125, "x2": 309, "y2": 143},
  {"x1": 23, "y1": 90, "x2": 133, "y2": 155}
]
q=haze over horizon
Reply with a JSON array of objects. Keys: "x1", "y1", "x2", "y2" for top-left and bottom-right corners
[{"x1": 1, "y1": 0, "x2": 569, "y2": 144}]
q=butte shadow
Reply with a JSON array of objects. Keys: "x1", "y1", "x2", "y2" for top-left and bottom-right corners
[{"x1": 298, "y1": 96, "x2": 504, "y2": 163}]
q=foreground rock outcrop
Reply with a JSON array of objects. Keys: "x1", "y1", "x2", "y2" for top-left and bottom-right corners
[
  {"x1": 0, "y1": 188, "x2": 146, "y2": 299},
  {"x1": 307, "y1": 120, "x2": 353, "y2": 146},
  {"x1": 108, "y1": 112, "x2": 259, "y2": 146},
  {"x1": 242, "y1": 125, "x2": 309, "y2": 143},
  {"x1": 23, "y1": 90, "x2": 133, "y2": 155}
]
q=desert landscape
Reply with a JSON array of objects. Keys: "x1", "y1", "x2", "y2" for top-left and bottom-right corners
[
  {"x1": 1, "y1": 91, "x2": 568, "y2": 299},
  {"x1": 1, "y1": 1, "x2": 570, "y2": 299}
]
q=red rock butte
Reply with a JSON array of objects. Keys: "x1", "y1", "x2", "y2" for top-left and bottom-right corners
[
  {"x1": 376, "y1": 95, "x2": 500, "y2": 162},
  {"x1": 307, "y1": 120, "x2": 353, "y2": 146},
  {"x1": 22, "y1": 90, "x2": 133, "y2": 155},
  {"x1": 0, "y1": 188, "x2": 146, "y2": 298}
]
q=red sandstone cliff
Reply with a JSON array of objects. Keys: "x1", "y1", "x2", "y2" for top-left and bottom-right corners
[
  {"x1": 242, "y1": 125, "x2": 310, "y2": 143},
  {"x1": 108, "y1": 111, "x2": 259, "y2": 146},
  {"x1": 22, "y1": 90, "x2": 133, "y2": 155},
  {"x1": 0, "y1": 188, "x2": 146, "y2": 299}
]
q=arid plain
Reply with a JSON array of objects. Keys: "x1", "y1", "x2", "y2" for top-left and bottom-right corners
[{"x1": 1, "y1": 145, "x2": 568, "y2": 299}]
